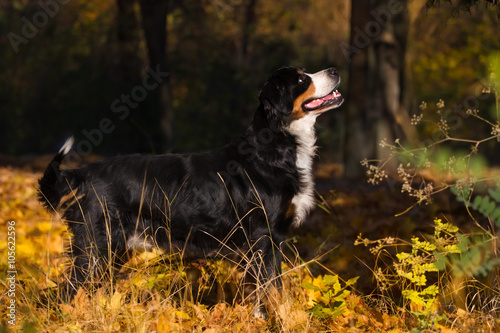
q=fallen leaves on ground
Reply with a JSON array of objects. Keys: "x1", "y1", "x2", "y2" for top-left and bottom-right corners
[{"x1": 0, "y1": 166, "x2": 497, "y2": 332}]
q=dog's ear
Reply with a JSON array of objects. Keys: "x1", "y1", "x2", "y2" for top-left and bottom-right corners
[{"x1": 259, "y1": 78, "x2": 294, "y2": 119}]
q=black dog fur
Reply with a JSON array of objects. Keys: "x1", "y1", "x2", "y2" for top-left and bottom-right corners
[{"x1": 38, "y1": 66, "x2": 343, "y2": 312}]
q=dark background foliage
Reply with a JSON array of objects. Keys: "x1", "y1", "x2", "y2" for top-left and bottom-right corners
[{"x1": 0, "y1": 0, "x2": 497, "y2": 170}]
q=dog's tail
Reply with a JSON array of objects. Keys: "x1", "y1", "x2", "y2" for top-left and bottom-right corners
[{"x1": 38, "y1": 137, "x2": 80, "y2": 211}]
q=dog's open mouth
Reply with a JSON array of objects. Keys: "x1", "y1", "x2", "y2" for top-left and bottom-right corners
[{"x1": 303, "y1": 89, "x2": 343, "y2": 112}]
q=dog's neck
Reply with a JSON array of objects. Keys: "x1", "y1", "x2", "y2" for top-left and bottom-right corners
[
  {"x1": 286, "y1": 113, "x2": 318, "y2": 162},
  {"x1": 285, "y1": 113, "x2": 318, "y2": 227},
  {"x1": 249, "y1": 106, "x2": 319, "y2": 227},
  {"x1": 247, "y1": 105, "x2": 319, "y2": 165}
]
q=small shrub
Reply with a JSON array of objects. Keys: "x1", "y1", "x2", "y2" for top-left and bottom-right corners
[
  {"x1": 302, "y1": 274, "x2": 359, "y2": 320},
  {"x1": 356, "y1": 218, "x2": 463, "y2": 329}
]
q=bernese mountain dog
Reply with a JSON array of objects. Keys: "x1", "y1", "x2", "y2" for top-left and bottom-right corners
[{"x1": 38, "y1": 66, "x2": 343, "y2": 316}]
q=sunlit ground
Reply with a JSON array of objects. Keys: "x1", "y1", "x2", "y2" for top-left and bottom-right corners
[{"x1": 0, "y1": 164, "x2": 498, "y2": 332}]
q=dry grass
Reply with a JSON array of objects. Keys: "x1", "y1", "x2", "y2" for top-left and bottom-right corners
[{"x1": 0, "y1": 166, "x2": 499, "y2": 332}]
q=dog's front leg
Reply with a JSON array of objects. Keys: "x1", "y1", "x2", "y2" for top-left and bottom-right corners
[{"x1": 244, "y1": 233, "x2": 284, "y2": 318}]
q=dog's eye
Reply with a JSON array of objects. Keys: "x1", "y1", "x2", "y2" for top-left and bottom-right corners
[{"x1": 298, "y1": 75, "x2": 306, "y2": 84}]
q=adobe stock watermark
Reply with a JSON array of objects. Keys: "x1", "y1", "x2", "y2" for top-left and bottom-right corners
[
  {"x1": 7, "y1": 0, "x2": 71, "y2": 54},
  {"x1": 61, "y1": 65, "x2": 169, "y2": 165},
  {"x1": 6, "y1": 220, "x2": 17, "y2": 326},
  {"x1": 340, "y1": 0, "x2": 403, "y2": 63}
]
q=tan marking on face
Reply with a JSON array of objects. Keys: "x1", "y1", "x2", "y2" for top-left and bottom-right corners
[
  {"x1": 285, "y1": 202, "x2": 296, "y2": 220},
  {"x1": 290, "y1": 81, "x2": 316, "y2": 120}
]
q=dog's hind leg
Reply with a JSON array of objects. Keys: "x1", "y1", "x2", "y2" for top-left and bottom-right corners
[
  {"x1": 60, "y1": 236, "x2": 106, "y2": 300},
  {"x1": 60, "y1": 211, "x2": 127, "y2": 302}
]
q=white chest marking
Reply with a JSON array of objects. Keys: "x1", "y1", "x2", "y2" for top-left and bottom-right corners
[{"x1": 286, "y1": 113, "x2": 319, "y2": 227}]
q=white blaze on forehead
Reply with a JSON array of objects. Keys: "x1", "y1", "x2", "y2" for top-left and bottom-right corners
[{"x1": 306, "y1": 69, "x2": 336, "y2": 98}]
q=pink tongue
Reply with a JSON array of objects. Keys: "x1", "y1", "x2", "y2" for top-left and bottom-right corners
[
  {"x1": 304, "y1": 91, "x2": 340, "y2": 109},
  {"x1": 304, "y1": 99, "x2": 324, "y2": 109}
]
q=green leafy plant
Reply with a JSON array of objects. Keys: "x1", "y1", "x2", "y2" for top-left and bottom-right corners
[
  {"x1": 434, "y1": 229, "x2": 500, "y2": 279},
  {"x1": 356, "y1": 218, "x2": 474, "y2": 330},
  {"x1": 302, "y1": 274, "x2": 359, "y2": 319},
  {"x1": 452, "y1": 185, "x2": 500, "y2": 228}
]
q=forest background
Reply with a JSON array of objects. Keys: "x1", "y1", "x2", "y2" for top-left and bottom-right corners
[{"x1": 1, "y1": 0, "x2": 496, "y2": 167}]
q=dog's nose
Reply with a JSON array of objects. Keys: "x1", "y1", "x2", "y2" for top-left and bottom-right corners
[{"x1": 327, "y1": 67, "x2": 338, "y2": 76}]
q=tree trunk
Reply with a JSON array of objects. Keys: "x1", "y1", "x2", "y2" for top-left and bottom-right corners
[
  {"x1": 116, "y1": 0, "x2": 145, "y2": 152},
  {"x1": 343, "y1": 0, "x2": 371, "y2": 180},
  {"x1": 140, "y1": 0, "x2": 173, "y2": 151},
  {"x1": 117, "y1": 0, "x2": 143, "y2": 83},
  {"x1": 239, "y1": 0, "x2": 258, "y2": 69},
  {"x1": 344, "y1": 0, "x2": 413, "y2": 180},
  {"x1": 230, "y1": 0, "x2": 258, "y2": 114}
]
